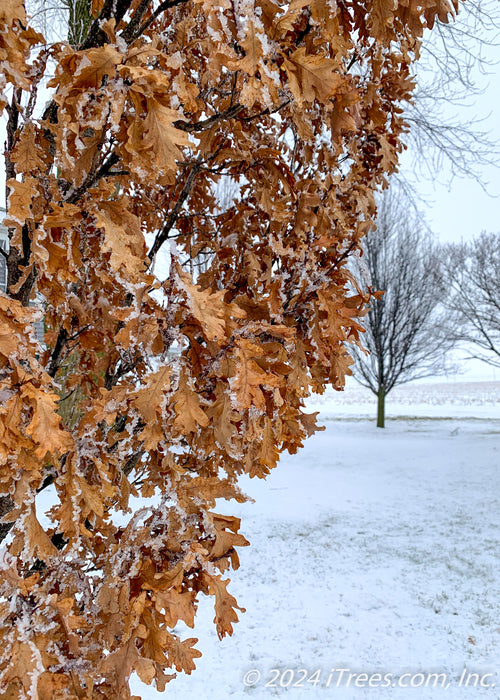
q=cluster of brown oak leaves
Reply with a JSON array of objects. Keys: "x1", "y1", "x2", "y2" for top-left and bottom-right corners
[{"x1": 0, "y1": 0, "x2": 457, "y2": 696}]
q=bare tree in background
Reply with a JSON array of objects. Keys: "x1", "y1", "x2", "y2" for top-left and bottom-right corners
[
  {"x1": 351, "y1": 189, "x2": 455, "y2": 427},
  {"x1": 443, "y1": 232, "x2": 500, "y2": 368},
  {"x1": 400, "y1": 0, "x2": 500, "y2": 189}
]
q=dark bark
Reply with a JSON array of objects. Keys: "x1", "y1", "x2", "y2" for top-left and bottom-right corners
[
  {"x1": 0, "y1": 496, "x2": 14, "y2": 543},
  {"x1": 48, "y1": 328, "x2": 69, "y2": 378},
  {"x1": 376, "y1": 387, "x2": 385, "y2": 428}
]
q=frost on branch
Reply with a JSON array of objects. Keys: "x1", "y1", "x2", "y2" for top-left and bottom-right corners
[{"x1": 0, "y1": 0, "x2": 457, "y2": 696}]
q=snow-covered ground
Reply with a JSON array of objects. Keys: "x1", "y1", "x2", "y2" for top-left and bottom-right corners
[{"x1": 133, "y1": 381, "x2": 500, "y2": 699}]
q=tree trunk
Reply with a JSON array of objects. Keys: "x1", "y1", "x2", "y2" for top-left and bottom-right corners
[
  {"x1": 0, "y1": 495, "x2": 14, "y2": 543},
  {"x1": 68, "y1": 0, "x2": 93, "y2": 46},
  {"x1": 377, "y1": 387, "x2": 386, "y2": 428}
]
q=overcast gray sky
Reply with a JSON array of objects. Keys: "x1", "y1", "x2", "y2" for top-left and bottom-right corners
[{"x1": 408, "y1": 53, "x2": 500, "y2": 244}]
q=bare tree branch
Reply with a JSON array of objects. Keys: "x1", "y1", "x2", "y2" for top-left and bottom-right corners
[{"x1": 442, "y1": 232, "x2": 500, "y2": 368}]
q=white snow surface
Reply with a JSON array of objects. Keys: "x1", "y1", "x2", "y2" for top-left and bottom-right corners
[{"x1": 132, "y1": 381, "x2": 500, "y2": 699}]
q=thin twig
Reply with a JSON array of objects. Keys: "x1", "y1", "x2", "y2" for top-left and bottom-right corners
[
  {"x1": 129, "y1": 0, "x2": 191, "y2": 43},
  {"x1": 148, "y1": 152, "x2": 204, "y2": 262}
]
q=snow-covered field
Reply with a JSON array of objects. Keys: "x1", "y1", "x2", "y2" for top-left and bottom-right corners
[
  {"x1": 133, "y1": 381, "x2": 500, "y2": 699},
  {"x1": 307, "y1": 380, "x2": 500, "y2": 420}
]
